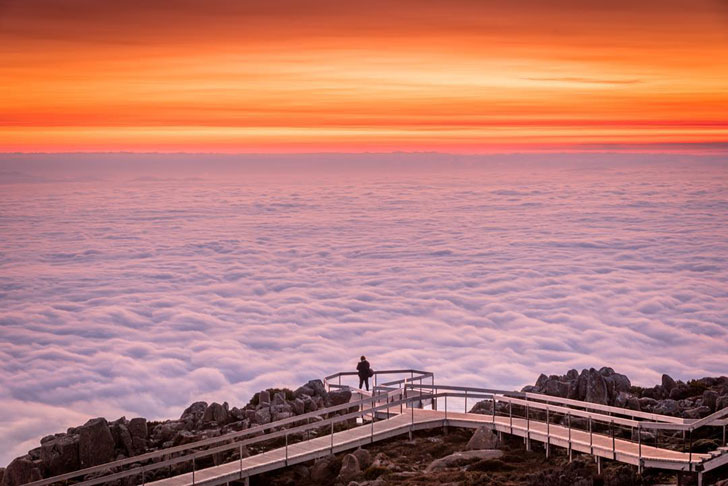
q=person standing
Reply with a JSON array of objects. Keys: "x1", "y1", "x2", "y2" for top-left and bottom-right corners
[{"x1": 356, "y1": 356, "x2": 372, "y2": 391}]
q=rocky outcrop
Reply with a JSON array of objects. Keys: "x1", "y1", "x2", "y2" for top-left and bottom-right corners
[
  {"x1": 517, "y1": 368, "x2": 728, "y2": 421},
  {"x1": 336, "y1": 453, "x2": 361, "y2": 483},
  {"x1": 40, "y1": 434, "x2": 79, "y2": 476}
]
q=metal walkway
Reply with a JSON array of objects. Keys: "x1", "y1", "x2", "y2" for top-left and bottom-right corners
[{"x1": 21, "y1": 369, "x2": 728, "y2": 486}]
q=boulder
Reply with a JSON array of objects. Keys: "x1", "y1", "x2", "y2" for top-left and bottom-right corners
[
  {"x1": 272, "y1": 392, "x2": 287, "y2": 406},
  {"x1": 40, "y1": 434, "x2": 80, "y2": 476},
  {"x1": 0, "y1": 468, "x2": 4, "y2": 486},
  {"x1": 328, "y1": 389, "x2": 352, "y2": 406},
  {"x1": 294, "y1": 385, "x2": 315, "y2": 398},
  {"x1": 127, "y1": 418, "x2": 148, "y2": 454},
  {"x1": 202, "y1": 402, "x2": 229, "y2": 424},
  {"x1": 180, "y1": 401, "x2": 207, "y2": 424},
  {"x1": 626, "y1": 397, "x2": 641, "y2": 411},
  {"x1": 638, "y1": 397, "x2": 658, "y2": 409},
  {"x1": 717, "y1": 395, "x2": 728, "y2": 411},
  {"x1": 583, "y1": 368, "x2": 609, "y2": 405},
  {"x1": 703, "y1": 390, "x2": 719, "y2": 411},
  {"x1": 653, "y1": 399, "x2": 679, "y2": 416},
  {"x1": 307, "y1": 379, "x2": 328, "y2": 398},
  {"x1": 535, "y1": 374, "x2": 549, "y2": 390},
  {"x1": 337, "y1": 454, "x2": 361, "y2": 483},
  {"x1": 669, "y1": 384, "x2": 690, "y2": 400},
  {"x1": 662, "y1": 374, "x2": 677, "y2": 393},
  {"x1": 352, "y1": 448, "x2": 372, "y2": 469},
  {"x1": 1, "y1": 456, "x2": 42, "y2": 486},
  {"x1": 292, "y1": 398, "x2": 306, "y2": 415},
  {"x1": 254, "y1": 407, "x2": 271, "y2": 424},
  {"x1": 151, "y1": 421, "x2": 185, "y2": 444},
  {"x1": 110, "y1": 423, "x2": 134, "y2": 456},
  {"x1": 78, "y1": 418, "x2": 115, "y2": 467},
  {"x1": 426, "y1": 450, "x2": 504, "y2": 472},
  {"x1": 566, "y1": 369, "x2": 579, "y2": 381},
  {"x1": 682, "y1": 406, "x2": 711, "y2": 419},
  {"x1": 310, "y1": 455, "x2": 340, "y2": 483},
  {"x1": 466, "y1": 426, "x2": 499, "y2": 450},
  {"x1": 172, "y1": 430, "x2": 199, "y2": 446},
  {"x1": 258, "y1": 390, "x2": 271, "y2": 405}
]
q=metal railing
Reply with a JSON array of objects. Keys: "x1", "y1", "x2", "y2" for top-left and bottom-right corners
[{"x1": 22, "y1": 370, "x2": 728, "y2": 486}]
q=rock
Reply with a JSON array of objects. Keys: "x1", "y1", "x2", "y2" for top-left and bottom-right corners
[
  {"x1": 310, "y1": 454, "x2": 340, "y2": 483},
  {"x1": 543, "y1": 379, "x2": 570, "y2": 398},
  {"x1": 614, "y1": 391, "x2": 631, "y2": 408},
  {"x1": 294, "y1": 385, "x2": 315, "y2": 398},
  {"x1": 292, "y1": 398, "x2": 305, "y2": 415},
  {"x1": 626, "y1": 397, "x2": 641, "y2": 411},
  {"x1": 372, "y1": 452, "x2": 394, "y2": 469},
  {"x1": 78, "y1": 418, "x2": 116, "y2": 467},
  {"x1": 606, "y1": 372, "x2": 631, "y2": 395},
  {"x1": 703, "y1": 390, "x2": 719, "y2": 411},
  {"x1": 653, "y1": 399, "x2": 679, "y2": 416},
  {"x1": 469, "y1": 400, "x2": 493, "y2": 415},
  {"x1": 466, "y1": 426, "x2": 499, "y2": 450},
  {"x1": 669, "y1": 384, "x2": 690, "y2": 400},
  {"x1": 638, "y1": 397, "x2": 658, "y2": 409},
  {"x1": 582, "y1": 368, "x2": 609, "y2": 405},
  {"x1": 259, "y1": 390, "x2": 271, "y2": 405},
  {"x1": 202, "y1": 402, "x2": 229, "y2": 424},
  {"x1": 180, "y1": 401, "x2": 207, "y2": 424},
  {"x1": 337, "y1": 454, "x2": 361, "y2": 483},
  {"x1": 110, "y1": 423, "x2": 134, "y2": 456},
  {"x1": 352, "y1": 448, "x2": 372, "y2": 469},
  {"x1": 172, "y1": 430, "x2": 199, "y2": 446},
  {"x1": 662, "y1": 374, "x2": 677, "y2": 392},
  {"x1": 717, "y1": 395, "x2": 728, "y2": 411},
  {"x1": 0, "y1": 468, "x2": 4, "y2": 486},
  {"x1": 151, "y1": 421, "x2": 185, "y2": 444},
  {"x1": 127, "y1": 418, "x2": 148, "y2": 454},
  {"x1": 272, "y1": 410, "x2": 294, "y2": 421},
  {"x1": 566, "y1": 369, "x2": 579, "y2": 380},
  {"x1": 254, "y1": 407, "x2": 271, "y2": 424},
  {"x1": 303, "y1": 396, "x2": 318, "y2": 413},
  {"x1": 307, "y1": 379, "x2": 328, "y2": 398},
  {"x1": 1, "y1": 456, "x2": 42, "y2": 486},
  {"x1": 328, "y1": 389, "x2": 352, "y2": 406},
  {"x1": 682, "y1": 406, "x2": 711, "y2": 419},
  {"x1": 630, "y1": 428, "x2": 655, "y2": 442},
  {"x1": 40, "y1": 434, "x2": 80, "y2": 476},
  {"x1": 535, "y1": 373, "x2": 549, "y2": 390},
  {"x1": 272, "y1": 392, "x2": 287, "y2": 406},
  {"x1": 425, "y1": 450, "x2": 504, "y2": 472}
]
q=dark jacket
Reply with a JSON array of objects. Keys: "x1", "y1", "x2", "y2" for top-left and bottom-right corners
[{"x1": 357, "y1": 360, "x2": 371, "y2": 378}]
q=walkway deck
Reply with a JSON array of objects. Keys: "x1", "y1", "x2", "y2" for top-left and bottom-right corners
[{"x1": 146, "y1": 406, "x2": 714, "y2": 486}]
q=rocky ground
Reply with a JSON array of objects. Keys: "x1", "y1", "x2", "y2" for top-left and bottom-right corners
[{"x1": 2, "y1": 369, "x2": 726, "y2": 486}]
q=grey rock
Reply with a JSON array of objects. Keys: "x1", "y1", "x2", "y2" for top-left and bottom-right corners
[
  {"x1": 662, "y1": 374, "x2": 677, "y2": 392},
  {"x1": 566, "y1": 369, "x2": 579, "y2": 380},
  {"x1": 353, "y1": 448, "x2": 372, "y2": 469},
  {"x1": 328, "y1": 389, "x2": 352, "y2": 406},
  {"x1": 202, "y1": 402, "x2": 229, "y2": 424},
  {"x1": 307, "y1": 379, "x2": 328, "y2": 398},
  {"x1": 40, "y1": 434, "x2": 79, "y2": 476},
  {"x1": 638, "y1": 397, "x2": 658, "y2": 409},
  {"x1": 669, "y1": 384, "x2": 690, "y2": 400},
  {"x1": 294, "y1": 385, "x2": 315, "y2": 398},
  {"x1": 78, "y1": 418, "x2": 115, "y2": 467},
  {"x1": 254, "y1": 407, "x2": 271, "y2": 424},
  {"x1": 310, "y1": 454, "x2": 339, "y2": 483},
  {"x1": 258, "y1": 390, "x2": 271, "y2": 405},
  {"x1": 584, "y1": 368, "x2": 609, "y2": 405},
  {"x1": 272, "y1": 392, "x2": 287, "y2": 406},
  {"x1": 1, "y1": 456, "x2": 42, "y2": 486},
  {"x1": 703, "y1": 390, "x2": 719, "y2": 411},
  {"x1": 683, "y1": 406, "x2": 711, "y2": 419},
  {"x1": 337, "y1": 454, "x2": 361, "y2": 483},
  {"x1": 151, "y1": 421, "x2": 185, "y2": 444},
  {"x1": 426, "y1": 450, "x2": 504, "y2": 472},
  {"x1": 180, "y1": 401, "x2": 207, "y2": 424},
  {"x1": 292, "y1": 398, "x2": 306, "y2": 415},
  {"x1": 466, "y1": 426, "x2": 499, "y2": 450},
  {"x1": 127, "y1": 418, "x2": 148, "y2": 454},
  {"x1": 111, "y1": 423, "x2": 134, "y2": 456},
  {"x1": 717, "y1": 395, "x2": 728, "y2": 411},
  {"x1": 653, "y1": 399, "x2": 679, "y2": 416}
]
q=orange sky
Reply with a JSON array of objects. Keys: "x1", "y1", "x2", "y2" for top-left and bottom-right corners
[{"x1": 1, "y1": 0, "x2": 728, "y2": 152}]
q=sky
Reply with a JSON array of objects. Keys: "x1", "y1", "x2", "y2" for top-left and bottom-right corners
[{"x1": 1, "y1": 0, "x2": 728, "y2": 152}]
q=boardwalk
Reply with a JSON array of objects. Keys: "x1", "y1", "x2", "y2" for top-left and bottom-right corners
[{"x1": 147, "y1": 405, "x2": 717, "y2": 486}]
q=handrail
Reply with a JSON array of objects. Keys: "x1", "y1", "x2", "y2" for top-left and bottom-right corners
[{"x1": 23, "y1": 370, "x2": 726, "y2": 486}]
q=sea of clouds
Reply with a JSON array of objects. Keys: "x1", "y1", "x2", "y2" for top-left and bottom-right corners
[{"x1": 0, "y1": 154, "x2": 726, "y2": 466}]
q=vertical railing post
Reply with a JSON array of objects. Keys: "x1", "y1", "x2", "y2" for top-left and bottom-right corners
[
  {"x1": 330, "y1": 420, "x2": 334, "y2": 453},
  {"x1": 589, "y1": 417, "x2": 593, "y2": 454},
  {"x1": 568, "y1": 412, "x2": 572, "y2": 462},
  {"x1": 465, "y1": 390, "x2": 468, "y2": 413},
  {"x1": 638, "y1": 423, "x2": 642, "y2": 474},
  {"x1": 285, "y1": 433, "x2": 289, "y2": 466},
  {"x1": 239, "y1": 444, "x2": 243, "y2": 476},
  {"x1": 526, "y1": 403, "x2": 530, "y2": 445},
  {"x1": 688, "y1": 428, "x2": 693, "y2": 471},
  {"x1": 141, "y1": 466, "x2": 145, "y2": 486},
  {"x1": 492, "y1": 395, "x2": 496, "y2": 423},
  {"x1": 509, "y1": 401, "x2": 513, "y2": 434},
  {"x1": 445, "y1": 394, "x2": 448, "y2": 420},
  {"x1": 192, "y1": 457, "x2": 196, "y2": 485},
  {"x1": 546, "y1": 406, "x2": 550, "y2": 457},
  {"x1": 611, "y1": 421, "x2": 616, "y2": 460},
  {"x1": 723, "y1": 424, "x2": 726, "y2": 446}
]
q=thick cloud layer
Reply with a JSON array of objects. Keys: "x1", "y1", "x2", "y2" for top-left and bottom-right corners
[{"x1": 1, "y1": 156, "x2": 727, "y2": 466}]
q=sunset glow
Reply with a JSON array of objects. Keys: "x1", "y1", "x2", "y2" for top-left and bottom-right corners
[{"x1": 2, "y1": 0, "x2": 728, "y2": 152}]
